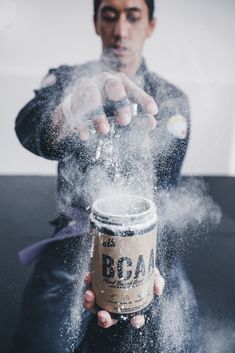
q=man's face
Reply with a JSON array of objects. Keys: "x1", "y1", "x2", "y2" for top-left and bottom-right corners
[{"x1": 94, "y1": 0, "x2": 156, "y2": 74}]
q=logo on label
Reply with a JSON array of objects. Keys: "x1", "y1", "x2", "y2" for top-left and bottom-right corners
[
  {"x1": 102, "y1": 238, "x2": 116, "y2": 247},
  {"x1": 102, "y1": 249, "x2": 155, "y2": 281}
]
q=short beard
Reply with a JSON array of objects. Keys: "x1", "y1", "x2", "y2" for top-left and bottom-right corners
[{"x1": 101, "y1": 48, "x2": 127, "y2": 72}]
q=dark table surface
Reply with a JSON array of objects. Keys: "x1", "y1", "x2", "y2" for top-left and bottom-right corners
[{"x1": 0, "y1": 175, "x2": 235, "y2": 353}]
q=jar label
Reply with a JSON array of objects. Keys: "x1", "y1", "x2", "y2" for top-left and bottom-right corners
[{"x1": 91, "y1": 227, "x2": 157, "y2": 314}]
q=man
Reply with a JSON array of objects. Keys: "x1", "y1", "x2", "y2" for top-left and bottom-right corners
[{"x1": 12, "y1": 1, "x2": 200, "y2": 352}]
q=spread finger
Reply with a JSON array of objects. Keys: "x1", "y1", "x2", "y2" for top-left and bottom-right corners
[
  {"x1": 130, "y1": 315, "x2": 145, "y2": 329},
  {"x1": 153, "y1": 268, "x2": 165, "y2": 296},
  {"x1": 83, "y1": 290, "x2": 97, "y2": 314},
  {"x1": 103, "y1": 77, "x2": 131, "y2": 125},
  {"x1": 119, "y1": 74, "x2": 158, "y2": 116},
  {"x1": 84, "y1": 272, "x2": 92, "y2": 286},
  {"x1": 97, "y1": 310, "x2": 118, "y2": 328}
]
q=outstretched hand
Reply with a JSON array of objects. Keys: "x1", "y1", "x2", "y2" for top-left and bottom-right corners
[{"x1": 54, "y1": 72, "x2": 158, "y2": 141}]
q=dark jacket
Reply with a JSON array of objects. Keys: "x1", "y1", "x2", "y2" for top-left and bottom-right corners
[{"x1": 15, "y1": 60, "x2": 190, "y2": 215}]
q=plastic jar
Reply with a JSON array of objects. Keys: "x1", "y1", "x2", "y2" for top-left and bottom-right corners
[{"x1": 90, "y1": 194, "x2": 157, "y2": 319}]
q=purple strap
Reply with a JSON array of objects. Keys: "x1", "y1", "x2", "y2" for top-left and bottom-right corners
[{"x1": 19, "y1": 210, "x2": 90, "y2": 265}]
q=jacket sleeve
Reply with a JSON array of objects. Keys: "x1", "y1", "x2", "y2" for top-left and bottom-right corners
[
  {"x1": 152, "y1": 91, "x2": 190, "y2": 190},
  {"x1": 15, "y1": 65, "x2": 78, "y2": 161},
  {"x1": 151, "y1": 92, "x2": 191, "y2": 270}
]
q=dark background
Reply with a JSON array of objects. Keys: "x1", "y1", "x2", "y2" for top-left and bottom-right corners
[{"x1": 1, "y1": 176, "x2": 235, "y2": 352}]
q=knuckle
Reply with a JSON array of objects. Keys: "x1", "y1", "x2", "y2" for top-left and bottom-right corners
[
  {"x1": 116, "y1": 72, "x2": 127, "y2": 82},
  {"x1": 103, "y1": 71, "x2": 112, "y2": 78},
  {"x1": 86, "y1": 83, "x2": 98, "y2": 95},
  {"x1": 94, "y1": 115, "x2": 106, "y2": 123},
  {"x1": 83, "y1": 296, "x2": 88, "y2": 305},
  {"x1": 97, "y1": 71, "x2": 112, "y2": 84},
  {"x1": 82, "y1": 85, "x2": 98, "y2": 101},
  {"x1": 144, "y1": 95, "x2": 155, "y2": 106},
  {"x1": 116, "y1": 72, "x2": 124, "y2": 80},
  {"x1": 105, "y1": 78, "x2": 121, "y2": 91}
]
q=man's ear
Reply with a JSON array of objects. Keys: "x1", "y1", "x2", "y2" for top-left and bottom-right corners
[
  {"x1": 146, "y1": 17, "x2": 157, "y2": 38},
  {"x1": 94, "y1": 15, "x2": 100, "y2": 36}
]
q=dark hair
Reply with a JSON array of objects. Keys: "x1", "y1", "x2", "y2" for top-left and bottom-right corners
[{"x1": 93, "y1": 0, "x2": 155, "y2": 22}]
